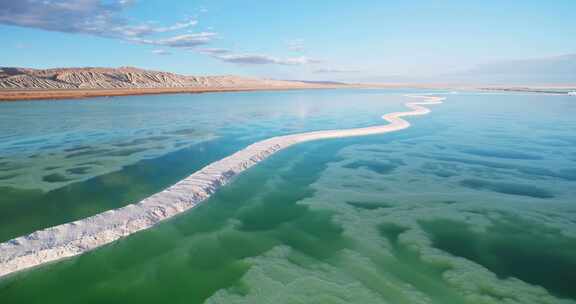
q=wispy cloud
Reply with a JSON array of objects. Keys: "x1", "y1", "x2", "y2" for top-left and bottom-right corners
[
  {"x1": 0, "y1": 0, "x2": 200, "y2": 40},
  {"x1": 214, "y1": 54, "x2": 279, "y2": 65},
  {"x1": 212, "y1": 54, "x2": 321, "y2": 65},
  {"x1": 0, "y1": 1, "x2": 324, "y2": 68},
  {"x1": 115, "y1": 20, "x2": 199, "y2": 38},
  {"x1": 201, "y1": 37, "x2": 323, "y2": 66},
  {"x1": 313, "y1": 68, "x2": 360, "y2": 74},
  {"x1": 282, "y1": 56, "x2": 322, "y2": 65},
  {"x1": 197, "y1": 48, "x2": 231, "y2": 55},
  {"x1": 133, "y1": 33, "x2": 217, "y2": 48},
  {"x1": 0, "y1": 0, "x2": 121, "y2": 34},
  {"x1": 14, "y1": 42, "x2": 30, "y2": 49},
  {"x1": 152, "y1": 49, "x2": 171, "y2": 56},
  {"x1": 197, "y1": 46, "x2": 322, "y2": 66}
]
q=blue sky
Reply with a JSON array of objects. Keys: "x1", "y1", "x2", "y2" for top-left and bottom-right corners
[{"x1": 1, "y1": 0, "x2": 575, "y2": 81}]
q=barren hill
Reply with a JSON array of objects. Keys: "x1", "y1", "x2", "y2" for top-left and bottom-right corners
[
  {"x1": 0, "y1": 66, "x2": 347, "y2": 101},
  {"x1": 0, "y1": 66, "x2": 317, "y2": 90}
]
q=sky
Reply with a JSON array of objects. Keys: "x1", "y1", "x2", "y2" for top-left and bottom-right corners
[{"x1": 1, "y1": 0, "x2": 575, "y2": 82}]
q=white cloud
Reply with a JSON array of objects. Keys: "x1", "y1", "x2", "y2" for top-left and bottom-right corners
[
  {"x1": 213, "y1": 54, "x2": 321, "y2": 66},
  {"x1": 0, "y1": 1, "x2": 201, "y2": 40},
  {"x1": 117, "y1": 20, "x2": 198, "y2": 37},
  {"x1": 0, "y1": 1, "x2": 328, "y2": 68},
  {"x1": 197, "y1": 48, "x2": 231, "y2": 55},
  {"x1": 282, "y1": 56, "x2": 322, "y2": 65},
  {"x1": 213, "y1": 54, "x2": 279, "y2": 64},
  {"x1": 133, "y1": 33, "x2": 217, "y2": 48},
  {"x1": 313, "y1": 68, "x2": 360, "y2": 74}
]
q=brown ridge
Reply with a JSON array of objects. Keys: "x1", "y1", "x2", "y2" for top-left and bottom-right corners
[{"x1": 0, "y1": 66, "x2": 351, "y2": 101}]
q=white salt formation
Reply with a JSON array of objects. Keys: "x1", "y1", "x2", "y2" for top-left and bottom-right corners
[{"x1": 0, "y1": 95, "x2": 444, "y2": 278}]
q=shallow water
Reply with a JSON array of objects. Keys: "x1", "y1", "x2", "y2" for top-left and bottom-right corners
[
  {"x1": 0, "y1": 90, "x2": 575, "y2": 303},
  {"x1": 0, "y1": 89, "x2": 408, "y2": 241},
  {"x1": 0, "y1": 90, "x2": 411, "y2": 191}
]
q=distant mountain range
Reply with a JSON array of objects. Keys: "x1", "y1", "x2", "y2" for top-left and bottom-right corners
[
  {"x1": 450, "y1": 53, "x2": 576, "y2": 84},
  {"x1": 0, "y1": 66, "x2": 321, "y2": 90},
  {"x1": 349, "y1": 54, "x2": 576, "y2": 85}
]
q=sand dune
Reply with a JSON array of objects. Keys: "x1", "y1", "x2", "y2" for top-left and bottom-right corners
[{"x1": 0, "y1": 94, "x2": 444, "y2": 278}]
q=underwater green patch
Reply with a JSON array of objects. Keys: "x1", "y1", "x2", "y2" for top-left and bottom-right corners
[
  {"x1": 373, "y1": 222, "x2": 468, "y2": 303},
  {"x1": 421, "y1": 217, "x2": 576, "y2": 299},
  {"x1": 460, "y1": 148, "x2": 542, "y2": 160},
  {"x1": 459, "y1": 178, "x2": 554, "y2": 199},
  {"x1": 0, "y1": 139, "x2": 355, "y2": 304},
  {"x1": 0, "y1": 173, "x2": 19, "y2": 181},
  {"x1": 64, "y1": 145, "x2": 91, "y2": 152},
  {"x1": 42, "y1": 173, "x2": 74, "y2": 183},
  {"x1": 343, "y1": 159, "x2": 401, "y2": 175},
  {"x1": 346, "y1": 201, "x2": 392, "y2": 210},
  {"x1": 65, "y1": 148, "x2": 111, "y2": 159},
  {"x1": 166, "y1": 128, "x2": 200, "y2": 136},
  {"x1": 0, "y1": 138, "x2": 243, "y2": 242},
  {"x1": 104, "y1": 147, "x2": 149, "y2": 157},
  {"x1": 66, "y1": 166, "x2": 92, "y2": 175}
]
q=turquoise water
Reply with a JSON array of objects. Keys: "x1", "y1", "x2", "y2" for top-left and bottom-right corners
[
  {"x1": 0, "y1": 89, "x2": 406, "y2": 192},
  {"x1": 0, "y1": 90, "x2": 575, "y2": 303},
  {"x1": 0, "y1": 89, "x2": 407, "y2": 241}
]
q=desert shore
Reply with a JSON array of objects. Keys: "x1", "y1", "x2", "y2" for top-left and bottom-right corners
[
  {"x1": 0, "y1": 66, "x2": 360, "y2": 101},
  {"x1": 3, "y1": 85, "x2": 571, "y2": 102},
  {"x1": 480, "y1": 86, "x2": 576, "y2": 95},
  {"x1": 0, "y1": 85, "x2": 348, "y2": 102},
  {"x1": 0, "y1": 95, "x2": 444, "y2": 278}
]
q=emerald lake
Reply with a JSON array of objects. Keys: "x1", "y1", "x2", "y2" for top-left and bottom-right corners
[{"x1": 1, "y1": 89, "x2": 575, "y2": 304}]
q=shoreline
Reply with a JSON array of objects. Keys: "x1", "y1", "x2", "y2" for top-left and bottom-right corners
[
  {"x1": 0, "y1": 94, "x2": 444, "y2": 278},
  {"x1": 0, "y1": 85, "x2": 351, "y2": 102},
  {"x1": 3, "y1": 84, "x2": 571, "y2": 102},
  {"x1": 480, "y1": 88, "x2": 575, "y2": 95}
]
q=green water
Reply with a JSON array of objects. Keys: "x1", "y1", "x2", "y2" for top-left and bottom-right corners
[
  {"x1": 0, "y1": 139, "x2": 355, "y2": 303},
  {"x1": 1, "y1": 91, "x2": 575, "y2": 303},
  {"x1": 0, "y1": 90, "x2": 408, "y2": 241},
  {"x1": 0, "y1": 138, "x2": 243, "y2": 241}
]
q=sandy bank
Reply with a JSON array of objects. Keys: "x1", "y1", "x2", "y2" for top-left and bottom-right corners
[
  {"x1": 0, "y1": 95, "x2": 444, "y2": 278},
  {"x1": 0, "y1": 85, "x2": 352, "y2": 102}
]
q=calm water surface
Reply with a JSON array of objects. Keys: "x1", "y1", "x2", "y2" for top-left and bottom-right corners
[
  {"x1": 0, "y1": 90, "x2": 575, "y2": 304},
  {"x1": 0, "y1": 89, "x2": 406, "y2": 241}
]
